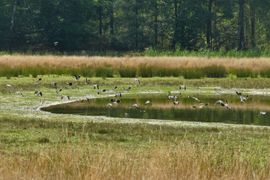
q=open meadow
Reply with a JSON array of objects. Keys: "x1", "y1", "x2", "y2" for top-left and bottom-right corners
[{"x1": 1, "y1": 56, "x2": 270, "y2": 179}]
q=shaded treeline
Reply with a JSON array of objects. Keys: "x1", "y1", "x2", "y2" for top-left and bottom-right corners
[{"x1": 1, "y1": 0, "x2": 270, "y2": 52}]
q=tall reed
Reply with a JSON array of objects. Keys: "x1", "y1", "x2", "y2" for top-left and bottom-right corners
[{"x1": 1, "y1": 55, "x2": 270, "y2": 78}]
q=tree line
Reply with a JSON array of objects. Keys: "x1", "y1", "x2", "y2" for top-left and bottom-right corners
[{"x1": 0, "y1": 0, "x2": 269, "y2": 52}]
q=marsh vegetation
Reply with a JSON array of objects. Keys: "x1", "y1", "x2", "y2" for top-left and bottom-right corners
[
  {"x1": 1, "y1": 59, "x2": 270, "y2": 179},
  {"x1": 2, "y1": 56, "x2": 270, "y2": 79}
]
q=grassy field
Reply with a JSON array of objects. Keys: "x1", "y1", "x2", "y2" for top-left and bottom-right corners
[
  {"x1": 4, "y1": 49, "x2": 270, "y2": 57},
  {"x1": 3, "y1": 55, "x2": 270, "y2": 78},
  {"x1": 1, "y1": 74, "x2": 270, "y2": 179}
]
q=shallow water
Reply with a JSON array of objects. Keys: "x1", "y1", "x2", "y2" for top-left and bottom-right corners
[{"x1": 42, "y1": 93, "x2": 270, "y2": 126}]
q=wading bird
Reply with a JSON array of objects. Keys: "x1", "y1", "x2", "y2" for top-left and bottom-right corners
[
  {"x1": 189, "y1": 96, "x2": 200, "y2": 102},
  {"x1": 85, "y1": 78, "x2": 91, "y2": 85},
  {"x1": 198, "y1": 103, "x2": 208, "y2": 109},
  {"x1": 145, "y1": 100, "x2": 151, "y2": 105},
  {"x1": 34, "y1": 91, "x2": 43, "y2": 97},
  {"x1": 132, "y1": 103, "x2": 139, "y2": 109},
  {"x1": 16, "y1": 91, "x2": 24, "y2": 97},
  {"x1": 124, "y1": 86, "x2": 132, "y2": 91},
  {"x1": 179, "y1": 84, "x2": 187, "y2": 90},
  {"x1": 115, "y1": 93, "x2": 122, "y2": 97},
  {"x1": 93, "y1": 84, "x2": 99, "y2": 89},
  {"x1": 107, "y1": 103, "x2": 113, "y2": 108},
  {"x1": 168, "y1": 95, "x2": 178, "y2": 101},
  {"x1": 66, "y1": 82, "x2": 73, "y2": 87},
  {"x1": 173, "y1": 100, "x2": 179, "y2": 105},
  {"x1": 51, "y1": 82, "x2": 58, "y2": 89},
  {"x1": 111, "y1": 99, "x2": 121, "y2": 104},
  {"x1": 56, "y1": 88, "x2": 63, "y2": 95},
  {"x1": 134, "y1": 78, "x2": 141, "y2": 85},
  {"x1": 74, "y1": 75, "x2": 81, "y2": 80},
  {"x1": 61, "y1": 95, "x2": 70, "y2": 100},
  {"x1": 168, "y1": 92, "x2": 178, "y2": 101},
  {"x1": 240, "y1": 95, "x2": 248, "y2": 103}
]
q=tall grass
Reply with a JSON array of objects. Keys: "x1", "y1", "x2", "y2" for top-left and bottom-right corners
[
  {"x1": 1, "y1": 104, "x2": 270, "y2": 179},
  {"x1": 2, "y1": 55, "x2": 270, "y2": 78},
  {"x1": 143, "y1": 48, "x2": 270, "y2": 58},
  {"x1": 3, "y1": 49, "x2": 270, "y2": 57},
  {"x1": 1, "y1": 143, "x2": 270, "y2": 180},
  {"x1": 1, "y1": 118, "x2": 270, "y2": 180}
]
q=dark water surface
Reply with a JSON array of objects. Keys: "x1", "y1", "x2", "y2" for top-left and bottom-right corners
[{"x1": 42, "y1": 94, "x2": 270, "y2": 126}]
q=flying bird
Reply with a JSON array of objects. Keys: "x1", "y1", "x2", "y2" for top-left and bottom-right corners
[
  {"x1": 215, "y1": 100, "x2": 231, "y2": 109},
  {"x1": 53, "y1": 41, "x2": 59, "y2": 46},
  {"x1": 236, "y1": 90, "x2": 242, "y2": 96}
]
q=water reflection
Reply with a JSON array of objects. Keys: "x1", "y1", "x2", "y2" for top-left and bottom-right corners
[{"x1": 42, "y1": 94, "x2": 270, "y2": 126}]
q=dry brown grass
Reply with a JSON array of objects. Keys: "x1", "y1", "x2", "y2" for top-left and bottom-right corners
[
  {"x1": 1, "y1": 55, "x2": 270, "y2": 71},
  {"x1": 1, "y1": 143, "x2": 269, "y2": 180}
]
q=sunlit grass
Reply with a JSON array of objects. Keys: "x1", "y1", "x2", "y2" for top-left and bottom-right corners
[
  {"x1": 1, "y1": 117, "x2": 270, "y2": 179},
  {"x1": 2, "y1": 55, "x2": 270, "y2": 78},
  {"x1": 1, "y1": 75, "x2": 270, "y2": 179}
]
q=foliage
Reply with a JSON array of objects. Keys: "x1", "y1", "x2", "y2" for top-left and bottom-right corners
[{"x1": 0, "y1": 0, "x2": 270, "y2": 52}]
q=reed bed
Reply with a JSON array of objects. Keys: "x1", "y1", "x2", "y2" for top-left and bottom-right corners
[{"x1": 1, "y1": 55, "x2": 270, "y2": 78}]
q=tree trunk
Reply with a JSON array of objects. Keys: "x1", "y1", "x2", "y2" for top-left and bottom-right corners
[
  {"x1": 98, "y1": 3, "x2": 103, "y2": 36},
  {"x1": 110, "y1": 1, "x2": 114, "y2": 35},
  {"x1": 206, "y1": 0, "x2": 213, "y2": 49},
  {"x1": 250, "y1": 0, "x2": 256, "y2": 49},
  {"x1": 172, "y1": 0, "x2": 178, "y2": 49},
  {"x1": 154, "y1": 0, "x2": 158, "y2": 47},
  {"x1": 135, "y1": 0, "x2": 138, "y2": 49},
  {"x1": 9, "y1": 0, "x2": 18, "y2": 52},
  {"x1": 238, "y1": 0, "x2": 245, "y2": 50},
  {"x1": 10, "y1": 0, "x2": 17, "y2": 32}
]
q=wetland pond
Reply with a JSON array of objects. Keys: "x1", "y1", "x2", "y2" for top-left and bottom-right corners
[{"x1": 42, "y1": 93, "x2": 270, "y2": 126}]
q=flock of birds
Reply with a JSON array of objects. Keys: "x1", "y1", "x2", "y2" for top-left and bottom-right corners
[
  {"x1": 5, "y1": 75, "x2": 268, "y2": 116},
  {"x1": 103, "y1": 82, "x2": 267, "y2": 117},
  {"x1": 5, "y1": 75, "x2": 139, "y2": 102}
]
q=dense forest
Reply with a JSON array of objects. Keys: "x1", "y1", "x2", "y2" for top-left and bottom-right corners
[{"x1": 0, "y1": 0, "x2": 270, "y2": 52}]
